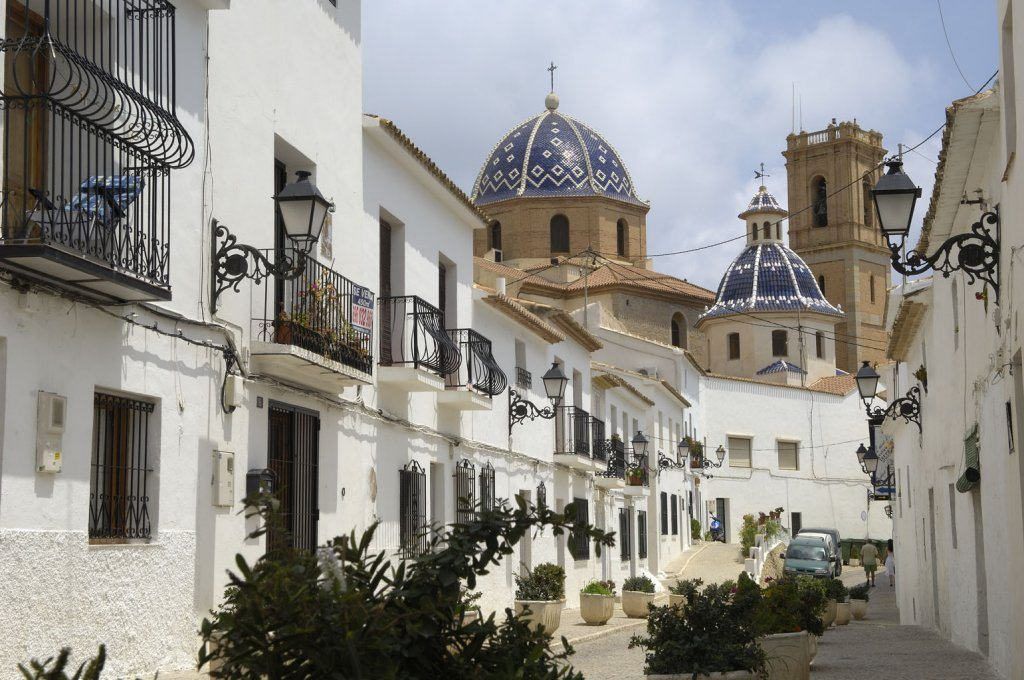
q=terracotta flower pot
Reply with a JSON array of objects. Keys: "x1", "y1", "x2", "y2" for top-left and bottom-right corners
[
  {"x1": 757, "y1": 630, "x2": 810, "y2": 680},
  {"x1": 579, "y1": 592, "x2": 615, "y2": 625},
  {"x1": 820, "y1": 599, "x2": 837, "y2": 628},
  {"x1": 851, "y1": 598, "x2": 868, "y2": 620},
  {"x1": 621, "y1": 589, "x2": 656, "y2": 618},
  {"x1": 835, "y1": 602, "x2": 851, "y2": 626},
  {"x1": 514, "y1": 599, "x2": 564, "y2": 633}
]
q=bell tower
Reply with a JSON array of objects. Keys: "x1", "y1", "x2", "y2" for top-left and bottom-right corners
[{"x1": 782, "y1": 119, "x2": 890, "y2": 373}]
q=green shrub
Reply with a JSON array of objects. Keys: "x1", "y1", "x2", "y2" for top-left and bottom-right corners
[
  {"x1": 669, "y1": 577, "x2": 703, "y2": 597},
  {"x1": 849, "y1": 583, "x2": 870, "y2": 601},
  {"x1": 824, "y1": 578, "x2": 848, "y2": 602},
  {"x1": 691, "y1": 517, "x2": 701, "y2": 539},
  {"x1": 752, "y1": 576, "x2": 825, "y2": 637},
  {"x1": 629, "y1": 578, "x2": 766, "y2": 676},
  {"x1": 515, "y1": 562, "x2": 566, "y2": 601},
  {"x1": 739, "y1": 514, "x2": 758, "y2": 557},
  {"x1": 18, "y1": 646, "x2": 107, "y2": 680},
  {"x1": 623, "y1": 575, "x2": 656, "y2": 593},
  {"x1": 581, "y1": 580, "x2": 614, "y2": 596}
]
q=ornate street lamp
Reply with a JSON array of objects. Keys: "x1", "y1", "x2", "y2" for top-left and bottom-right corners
[
  {"x1": 509, "y1": 362, "x2": 569, "y2": 432},
  {"x1": 872, "y1": 159, "x2": 1000, "y2": 301},
  {"x1": 854, "y1": 361, "x2": 922, "y2": 432},
  {"x1": 211, "y1": 170, "x2": 334, "y2": 311},
  {"x1": 631, "y1": 431, "x2": 650, "y2": 458},
  {"x1": 855, "y1": 443, "x2": 870, "y2": 474},
  {"x1": 862, "y1": 446, "x2": 879, "y2": 476}
]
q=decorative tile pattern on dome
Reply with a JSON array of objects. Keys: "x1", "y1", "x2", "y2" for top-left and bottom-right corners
[
  {"x1": 739, "y1": 186, "x2": 787, "y2": 217},
  {"x1": 699, "y1": 243, "x2": 844, "y2": 322},
  {"x1": 756, "y1": 360, "x2": 806, "y2": 375},
  {"x1": 471, "y1": 109, "x2": 644, "y2": 206}
]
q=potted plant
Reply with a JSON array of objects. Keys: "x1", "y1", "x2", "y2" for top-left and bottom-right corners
[
  {"x1": 848, "y1": 583, "x2": 869, "y2": 620},
  {"x1": 626, "y1": 466, "x2": 646, "y2": 487},
  {"x1": 691, "y1": 517, "x2": 702, "y2": 542},
  {"x1": 824, "y1": 578, "x2": 848, "y2": 627},
  {"x1": 580, "y1": 580, "x2": 616, "y2": 625},
  {"x1": 630, "y1": 577, "x2": 765, "y2": 678},
  {"x1": 669, "y1": 577, "x2": 701, "y2": 608},
  {"x1": 622, "y1": 575, "x2": 657, "y2": 618},
  {"x1": 752, "y1": 576, "x2": 823, "y2": 680},
  {"x1": 513, "y1": 563, "x2": 566, "y2": 633}
]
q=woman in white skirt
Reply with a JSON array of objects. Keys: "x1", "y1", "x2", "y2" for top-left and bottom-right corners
[{"x1": 885, "y1": 544, "x2": 896, "y2": 587}]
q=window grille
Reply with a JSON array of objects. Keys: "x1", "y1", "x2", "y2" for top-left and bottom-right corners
[
  {"x1": 479, "y1": 461, "x2": 496, "y2": 512},
  {"x1": 619, "y1": 507, "x2": 631, "y2": 561},
  {"x1": 89, "y1": 393, "x2": 154, "y2": 541},
  {"x1": 455, "y1": 459, "x2": 476, "y2": 523},
  {"x1": 399, "y1": 461, "x2": 427, "y2": 556},
  {"x1": 568, "y1": 497, "x2": 590, "y2": 560},
  {"x1": 267, "y1": 404, "x2": 320, "y2": 552},
  {"x1": 536, "y1": 481, "x2": 547, "y2": 510},
  {"x1": 660, "y1": 492, "x2": 669, "y2": 535},
  {"x1": 671, "y1": 494, "x2": 679, "y2": 535},
  {"x1": 637, "y1": 511, "x2": 648, "y2": 559}
]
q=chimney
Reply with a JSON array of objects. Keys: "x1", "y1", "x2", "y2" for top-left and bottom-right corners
[{"x1": 496, "y1": 277, "x2": 507, "y2": 295}]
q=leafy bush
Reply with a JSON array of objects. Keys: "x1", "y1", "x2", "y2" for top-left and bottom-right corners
[
  {"x1": 691, "y1": 517, "x2": 701, "y2": 539},
  {"x1": 751, "y1": 576, "x2": 826, "y2": 637},
  {"x1": 739, "y1": 514, "x2": 758, "y2": 557},
  {"x1": 581, "y1": 580, "x2": 614, "y2": 596},
  {"x1": 515, "y1": 563, "x2": 566, "y2": 601},
  {"x1": 669, "y1": 577, "x2": 703, "y2": 597},
  {"x1": 623, "y1": 575, "x2": 656, "y2": 593},
  {"x1": 740, "y1": 513, "x2": 785, "y2": 558},
  {"x1": 630, "y1": 577, "x2": 766, "y2": 677},
  {"x1": 195, "y1": 494, "x2": 612, "y2": 679},
  {"x1": 824, "y1": 578, "x2": 848, "y2": 602},
  {"x1": 18, "y1": 646, "x2": 107, "y2": 680},
  {"x1": 849, "y1": 583, "x2": 870, "y2": 601}
]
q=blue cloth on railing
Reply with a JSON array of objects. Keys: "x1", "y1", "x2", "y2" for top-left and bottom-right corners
[{"x1": 67, "y1": 175, "x2": 145, "y2": 222}]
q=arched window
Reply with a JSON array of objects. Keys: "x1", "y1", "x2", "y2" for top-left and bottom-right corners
[
  {"x1": 763, "y1": 221, "x2": 771, "y2": 239},
  {"x1": 812, "y1": 176, "x2": 828, "y2": 227},
  {"x1": 727, "y1": 332, "x2": 741, "y2": 360},
  {"x1": 772, "y1": 329, "x2": 788, "y2": 357},
  {"x1": 817, "y1": 275, "x2": 826, "y2": 295},
  {"x1": 550, "y1": 214, "x2": 570, "y2": 253},
  {"x1": 776, "y1": 222, "x2": 782, "y2": 239},
  {"x1": 616, "y1": 218, "x2": 628, "y2": 256},
  {"x1": 751, "y1": 222, "x2": 759, "y2": 240},
  {"x1": 862, "y1": 176, "x2": 874, "y2": 227},
  {"x1": 670, "y1": 313, "x2": 686, "y2": 348},
  {"x1": 815, "y1": 331, "x2": 825, "y2": 359},
  {"x1": 490, "y1": 221, "x2": 502, "y2": 250}
]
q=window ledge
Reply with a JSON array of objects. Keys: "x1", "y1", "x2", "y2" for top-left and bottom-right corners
[{"x1": 88, "y1": 539, "x2": 158, "y2": 548}]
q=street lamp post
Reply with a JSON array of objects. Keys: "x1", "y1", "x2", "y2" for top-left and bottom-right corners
[
  {"x1": 855, "y1": 361, "x2": 922, "y2": 432},
  {"x1": 508, "y1": 362, "x2": 569, "y2": 433}
]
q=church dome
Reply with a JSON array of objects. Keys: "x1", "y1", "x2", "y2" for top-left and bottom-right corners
[
  {"x1": 739, "y1": 185, "x2": 787, "y2": 219},
  {"x1": 699, "y1": 242, "x2": 844, "y2": 322},
  {"x1": 471, "y1": 96, "x2": 644, "y2": 207}
]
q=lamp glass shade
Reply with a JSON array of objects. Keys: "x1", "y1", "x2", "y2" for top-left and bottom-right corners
[
  {"x1": 541, "y1": 362, "x2": 569, "y2": 407},
  {"x1": 863, "y1": 447, "x2": 879, "y2": 474},
  {"x1": 276, "y1": 170, "x2": 332, "y2": 248},
  {"x1": 631, "y1": 431, "x2": 649, "y2": 457},
  {"x1": 855, "y1": 361, "x2": 880, "y2": 401},
  {"x1": 715, "y1": 444, "x2": 726, "y2": 464},
  {"x1": 677, "y1": 438, "x2": 689, "y2": 464},
  {"x1": 856, "y1": 443, "x2": 868, "y2": 464},
  {"x1": 872, "y1": 160, "x2": 921, "y2": 238}
]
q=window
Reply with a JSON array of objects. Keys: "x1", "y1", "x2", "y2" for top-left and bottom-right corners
[
  {"x1": 619, "y1": 507, "x2": 631, "y2": 561},
  {"x1": 569, "y1": 497, "x2": 590, "y2": 560},
  {"x1": 89, "y1": 393, "x2": 155, "y2": 541},
  {"x1": 863, "y1": 176, "x2": 874, "y2": 227},
  {"x1": 671, "y1": 312, "x2": 686, "y2": 348},
  {"x1": 815, "y1": 331, "x2": 824, "y2": 359},
  {"x1": 454, "y1": 459, "x2": 476, "y2": 524},
  {"x1": 637, "y1": 511, "x2": 648, "y2": 559},
  {"x1": 536, "y1": 481, "x2": 547, "y2": 510},
  {"x1": 379, "y1": 219, "x2": 392, "y2": 300},
  {"x1": 763, "y1": 221, "x2": 771, "y2": 239},
  {"x1": 812, "y1": 176, "x2": 828, "y2": 227},
  {"x1": 869, "y1": 275, "x2": 876, "y2": 303},
  {"x1": 777, "y1": 441, "x2": 799, "y2": 470},
  {"x1": 817, "y1": 275, "x2": 825, "y2": 295},
  {"x1": 479, "y1": 462, "x2": 496, "y2": 512},
  {"x1": 616, "y1": 218, "x2": 628, "y2": 256},
  {"x1": 267, "y1": 403, "x2": 321, "y2": 552},
  {"x1": 490, "y1": 221, "x2": 502, "y2": 250},
  {"x1": 772, "y1": 329, "x2": 788, "y2": 357},
  {"x1": 727, "y1": 436, "x2": 751, "y2": 468},
  {"x1": 550, "y1": 214, "x2": 570, "y2": 253},
  {"x1": 399, "y1": 461, "x2": 427, "y2": 556},
  {"x1": 751, "y1": 223, "x2": 759, "y2": 240},
  {"x1": 790, "y1": 511, "x2": 802, "y2": 534},
  {"x1": 670, "y1": 494, "x2": 679, "y2": 535},
  {"x1": 660, "y1": 492, "x2": 669, "y2": 534},
  {"x1": 728, "y1": 332, "x2": 741, "y2": 360},
  {"x1": 776, "y1": 223, "x2": 782, "y2": 239}
]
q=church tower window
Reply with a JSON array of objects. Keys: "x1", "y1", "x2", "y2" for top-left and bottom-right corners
[
  {"x1": 763, "y1": 221, "x2": 771, "y2": 238},
  {"x1": 815, "y1": 331, "x2": 824, "y2": 359},
  {"x1": 751, "y1": 223, "x2": 759, "y2": 240},
  {"x1": 490, "y1": 221, "x2": 502, "y2": 250},
  {"x1": 671, "y1": 313, "x2": 686, "y2": 348},
  {"x1": 772, "y1": 330, "x2": 789, "y2": 357},
  {"x1": 550, "y1": 214, "x2": 570, "y2": 253},
  {"x1": 863, "y1": 176, "x2": 874, "y2": 227},
  {"x1": 727, "y1": 332, "x2": 741, "y2": 360},
  {"x1": 811, "y1": 176, "x2": 828, "y2": 227},
  {"x1": 617, "y1": 218, "x2": 628, "y2": 256},
  {"x1": 818, "y1": 275, "x2": 826, "y2": 295}
]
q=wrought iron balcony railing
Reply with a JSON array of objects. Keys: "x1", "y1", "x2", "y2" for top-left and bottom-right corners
[
  {"x1": 379, "y1": 295, "x2": 461, "y2": 377},
  {"x1": 252, "y1": 249, "x2": 374, "y2": 375},
  {"x1": 445, "y1": 329, "x2": 507, "y2": 397},
  {"x1": 597, "y1": 439, "x2": 626, "y2": 481},
  {"x1": 515, "y1": 366, "x2": 532, "y2": 390},
  {"x1": 590, "y1": 416, "x2": 607, "y2": 462},
  {"x1": 0, "y1": 0, "x2": 192, "y2": 301},
  {"x1": 555, "y1": 405, "x2": 591, "y2": 456}
]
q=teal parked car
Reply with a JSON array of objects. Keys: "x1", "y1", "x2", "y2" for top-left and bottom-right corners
[{"x1": 782, "y1": 537, "x2": 832, "y2": 578}]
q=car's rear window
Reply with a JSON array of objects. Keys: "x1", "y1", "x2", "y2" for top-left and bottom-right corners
[{"x1": 786, "y1": 543, "x2": 826, "y2": 561}]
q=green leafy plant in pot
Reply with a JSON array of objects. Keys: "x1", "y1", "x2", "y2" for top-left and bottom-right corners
[
  {"x1": 848, "y1": 583, "x2": 869, "y2": 620},
  {"x1": 668, "y1": 577, "x2": 702, "y2": 608},
  {"x1": 622, "y1": 575, "x2": 657, "y2": 618},
  {"x1": 515, "y1": 563, "x2": 567, "y2": 633},
  {"x1": 751, "y1": 575, "x2": 823, "y2": 676},
  {"x1": 579, "y1": 580, "x2": 616, "y2": 626}
]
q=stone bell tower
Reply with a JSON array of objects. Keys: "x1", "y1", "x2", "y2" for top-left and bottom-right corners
[{"x1": 782, "y1": 119, "x2": 890, "y2": 373}]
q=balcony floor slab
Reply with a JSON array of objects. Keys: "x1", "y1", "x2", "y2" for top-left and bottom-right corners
[
  {"x1": 250, "y1": 341, "x2": 373, "y2": 394},
  {"x1": 438, "y1": 388, "x2": 493, "y2": 410},
  {"x1": 377, "y1": 365, "x2": 445, "y2": 392}
]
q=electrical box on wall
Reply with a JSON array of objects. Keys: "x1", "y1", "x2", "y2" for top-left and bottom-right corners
[
  {"x1": 36, "y1": 391, "x2": 66, "y2": 473},
  {"x1": 212, "y1": 450, "x2": 235, "y2": 507},
  {"x1": 223, "y1": 374, "x2": 244, "y2": 409}
]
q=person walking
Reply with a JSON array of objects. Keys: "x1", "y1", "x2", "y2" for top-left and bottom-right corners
[
  {"x1": 885, "y1": 544, "x2": 896, "y2": 587},
  {"x1": 860, "y1": 541, "x2": 880, "y2": 587}
]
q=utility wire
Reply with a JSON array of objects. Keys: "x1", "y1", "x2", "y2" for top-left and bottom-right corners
[{"x1": 937, "y1": 0, "x2": 975, "y2": 91}]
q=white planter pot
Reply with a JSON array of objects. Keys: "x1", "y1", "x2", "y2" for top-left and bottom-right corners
[
  {"x1": 820, "y1": 599, "x2": 837, "y2": 628},
  {"x1": 807, "y1": 634, "x2": 818, "y2": 662},
  {"x1": 621, "y1": 589, "x2": 656, "y2": 618},
  {"x1": 514, "y1": 599, "x2": 564, "y2": 634},
  {"x1": 649, "y1": 672, "x2": 757, "y2": 679},
  {"x1": 757, "y1": 631, "x2": 810, "y2": 680},
  {"x1": 850, "y1": 598, "x2": 868, "y2": 620},
  {"x1": 835, "y1": 602, "x2": 851, "y2": 625},
  {"x1": 579, "y1": 592, "x2": 615, "y2": 625}
]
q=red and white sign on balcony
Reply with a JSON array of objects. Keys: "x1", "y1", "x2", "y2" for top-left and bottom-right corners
[{"x1": 351, "y1": 285, "x2": 374, "y2": 332}]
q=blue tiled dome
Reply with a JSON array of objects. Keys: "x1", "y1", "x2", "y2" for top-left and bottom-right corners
[
  {"x1": 739, "y1": 185, "x2": 787, "y2": 219},
  {"x1": 699, "y1": 242, "x2": 844, "y2": 321},
  {"x1": 472, "y1": 100, "x2": 643, "y2": 207}
]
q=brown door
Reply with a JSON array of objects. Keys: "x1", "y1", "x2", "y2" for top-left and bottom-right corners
[{"x1": 267, "y1": 403, "x2": 320, "y2": 552}]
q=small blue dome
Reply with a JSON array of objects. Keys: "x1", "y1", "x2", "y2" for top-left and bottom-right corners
[
  {"x1": 472, "y1": 104, "x2": 643, "y2": 206},
  {"x1": 700, "y1": 242, "x2": 844, "y2": 321}
]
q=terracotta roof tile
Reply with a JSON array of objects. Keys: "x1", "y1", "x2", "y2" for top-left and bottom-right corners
[
  {"x1": 807, "y1": 374, "x2": 857, "y2": 396},
  {"x1": 482, "y1": 294, "x2": 564, "y2": 343}
]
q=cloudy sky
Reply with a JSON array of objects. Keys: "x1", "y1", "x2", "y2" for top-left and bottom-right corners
[{"x1": 363, "y1": 1, "x2": 998, "y2": 290}]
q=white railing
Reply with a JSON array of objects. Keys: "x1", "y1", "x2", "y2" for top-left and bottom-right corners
[{"x1": 744, "y1": 529, "x2": 790, "y2": 584}]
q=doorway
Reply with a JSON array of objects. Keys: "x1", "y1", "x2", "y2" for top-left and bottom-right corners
[
  {"x1": 715, "y1": 497, "x2": 729, "y2": 542},
  {"x1": 791, "y1": 511, "x2": 802, "y2": 535},
  {"x1": 267, "y1": 402, "x2": 320, "y2": 552}
]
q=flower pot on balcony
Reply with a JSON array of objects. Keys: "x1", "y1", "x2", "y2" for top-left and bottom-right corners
[
  {"x1": 626, "y1": 472, "x2": 645, "y2": 486},
  {"x1": 621, "y1": 590, "x2": 656, "y2": 618},
  {"x1": 850, "y1": 598, "x2": 867, "y2": 620},
  {"x1": 274, "y1": 319, "x2": 295, "y2": 345},
  {"x1": 757, "y1": 631, "x2": 810, "y2": 680},
  {"x1": 835, "y1": 602, "x2": 851, "y2": 626},
  {"x1": 819, "y1": 599, "x2": 837, "y2": 629},
  {"x1": 514, "y1": 599, "x2": 564, "y2": 633},
  {"x1": 579, "y1": 593, "x2": 615, "y2": 625}
]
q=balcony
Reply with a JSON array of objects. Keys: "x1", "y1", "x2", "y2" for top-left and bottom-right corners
[
  {"x1": 624, "y1": 452, "x2": 651, "y2": 497},
  {"x1": 440, "y1": 329, "x2": 507, "y2": 410},
  {"x1": 378, "y1": 295, "x2": 461, "y2": 391},
  {"x1": 595, "y1": 438, "x2": 626, "y2": 490},
  {"x1": 0, "y1": 0, "x2": 192, "y2": 302},
  {"x1": 250, "y1": 251, "x2": 374, "y2": 392},
  {"x1": 554, "y1": 405, "x2": 600, "y2": 471}
]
